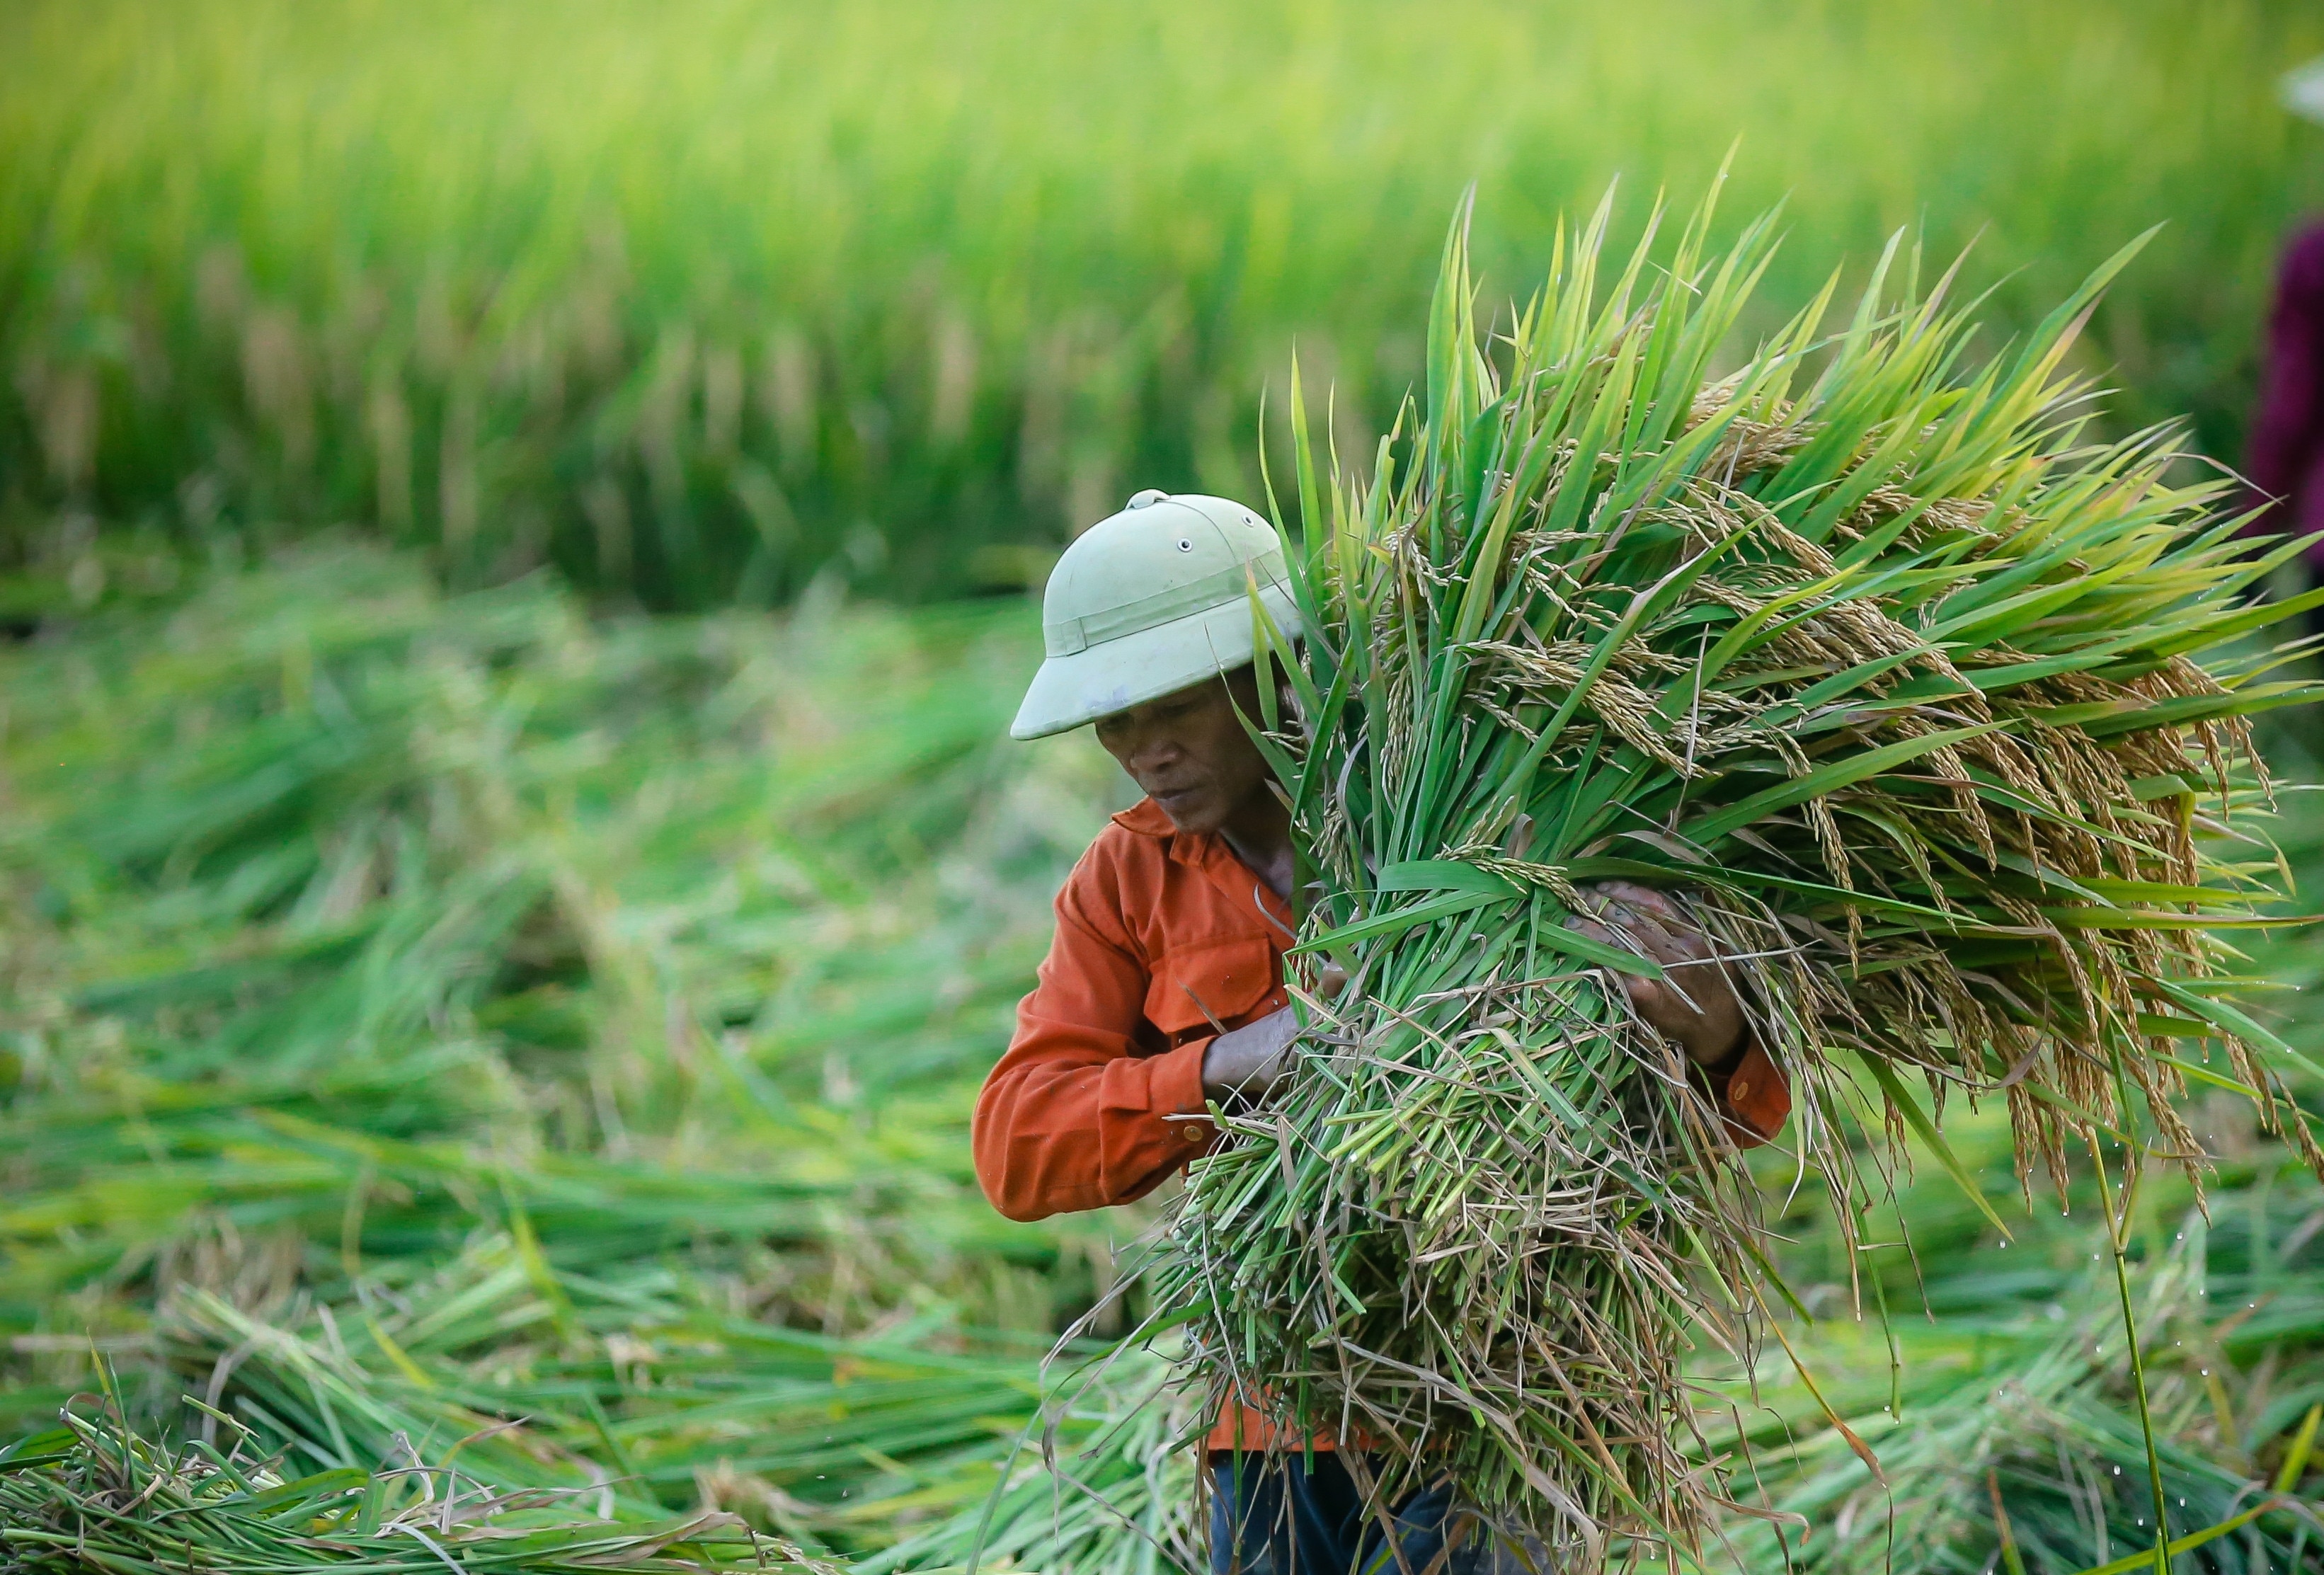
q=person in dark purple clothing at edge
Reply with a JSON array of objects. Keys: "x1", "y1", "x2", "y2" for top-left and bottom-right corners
[
  {"x1": 2247, "y1": 227, "x2": 2324, "y2": 558},
  {"x1": 2248, "y1": 62, "x2": 2324, "y2": 583}
]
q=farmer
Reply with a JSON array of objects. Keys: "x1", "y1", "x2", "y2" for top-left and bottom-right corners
[
  {"x1": 2245, "y1": 220, "x2": 2324, "y2": 575},
  {"x1": 2246, "y1": 61, "x2": 2324, "y2": 595},
  {"x1": 972, "y1": 490, "x2": 1790, "y2": 1575}
]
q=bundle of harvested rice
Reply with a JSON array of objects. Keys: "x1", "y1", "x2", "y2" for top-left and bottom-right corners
[{"x1": 1150, "y1": 188, "x2": 2323, "y2": 1564}]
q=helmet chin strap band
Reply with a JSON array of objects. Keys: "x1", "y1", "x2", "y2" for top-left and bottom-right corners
[{"x1": 1042, "y1": 557, "x2": 1289, "y2": 657}]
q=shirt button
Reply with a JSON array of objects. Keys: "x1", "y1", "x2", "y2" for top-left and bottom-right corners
[{"x1": 1730, "y1": 1079, "x2": 1751, "y2": 1103}]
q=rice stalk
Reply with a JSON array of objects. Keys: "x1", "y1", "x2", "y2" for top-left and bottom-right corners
[
  {"x1": 3, "y1": 1227, "x2": 1097, "y2": 1558},
  {"x1": 854, "y1": 1348, "x2": 1202, "y2": 1575},
  {"x1": 0, "y1": 1394, "x2": 827, "y2": 1575},
  {"x1": 0, "y1": 546, "x2": 1108, "y2": 1356},
  {"x1": 1717, "y1": 1227, "x2": 2324, "y2": 1574}
]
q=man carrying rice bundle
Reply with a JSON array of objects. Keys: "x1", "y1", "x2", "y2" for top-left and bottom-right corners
[
  {"x1": 959, "y1": 176, "x2": 2324, "y2": 1571},
  {"x1": 971, "y1": 488, "x2": 1791, "y2": 1575}
]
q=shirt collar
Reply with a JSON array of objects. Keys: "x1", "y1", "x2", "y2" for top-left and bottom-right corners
[
  {"x1": 1111, "y1": 798, "x2": 1295, "y2": 930},
  {"x1": 1109, "y1": 798, "x2": 1177, "y2": 838},
  {"x1": 1107, "y1": 798, "x2": 1215, "y2": 869}
]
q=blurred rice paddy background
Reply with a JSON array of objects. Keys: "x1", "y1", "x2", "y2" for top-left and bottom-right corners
[
  {"x1": 4, "y1": 0, "x2": 2323, "y2": 607},
  {"x1": 6, "y1": 1, "x2": 2324, "y2": 1569}
]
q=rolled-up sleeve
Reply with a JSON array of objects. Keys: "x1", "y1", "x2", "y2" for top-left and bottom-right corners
[{"x1": 972, "y1": 863, "x2": 1213, "y2": 1222}]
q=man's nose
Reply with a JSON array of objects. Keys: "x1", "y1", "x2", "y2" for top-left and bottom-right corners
[{"x1": 1128, "y1": 731, "x2": 1182, "y2": 773}]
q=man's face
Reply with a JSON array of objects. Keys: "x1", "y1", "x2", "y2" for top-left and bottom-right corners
[{"x1": 1092, "y1": 669, "x2": 1272, "y2": 835}]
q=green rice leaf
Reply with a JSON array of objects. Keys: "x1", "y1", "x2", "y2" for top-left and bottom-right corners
[
  {"x1": 1681, "y1": 721, "x2": 2010, "y2": 847},
  {"x1": 1855, "y1": 1050, "x2": 2013, "y2": 1242}
]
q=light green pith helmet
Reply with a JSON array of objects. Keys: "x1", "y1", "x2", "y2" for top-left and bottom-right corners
[{"x1": 1010, "y1": 490, "x2": 1300, "y2": 740}]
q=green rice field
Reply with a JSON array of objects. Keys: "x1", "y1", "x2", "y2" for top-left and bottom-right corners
[
  {"x1": 4, "y1": 551, "x2": 2323, "y2": 1568},
  {"x1": 4, "y1": 0, "x2": 2322, "y2": 607},
  {"x1": 6, "y1": 3, "x2": 2324, "y2": 1569}
]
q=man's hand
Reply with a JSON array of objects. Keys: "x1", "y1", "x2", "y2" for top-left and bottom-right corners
[
  {"x1": 1198, "y1": 963, "x2": 1347, "y2": 1104},
  {"x1": 1201, "y1": 1007, "x2": 1300, "y2": 1103},
  {"x1": 1566, "y1": 881, "x2": 1747, "y2": 1069}
]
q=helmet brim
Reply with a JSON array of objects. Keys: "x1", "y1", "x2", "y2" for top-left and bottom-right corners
[{"x1": 1009, "y1": 583, "x2": 1300, "y2": 740}]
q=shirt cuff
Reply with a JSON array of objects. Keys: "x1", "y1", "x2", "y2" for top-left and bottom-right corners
[
  {"x1": 1140, "y1": 1035, "x2": 1215, "y2": 1152},
  {"x1": 1717, "y1": 1037, "x2": 1790, "y2": 1147}
]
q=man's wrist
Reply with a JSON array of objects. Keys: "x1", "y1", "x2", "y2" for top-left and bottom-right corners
[{"x1": 1698, "y1": 1033, "x2": 1751, "y2": 1083}]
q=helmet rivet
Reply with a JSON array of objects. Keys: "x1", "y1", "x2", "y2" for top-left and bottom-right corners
[{"x1": 1178, "y1": 539, "x2": 1193, "y2": 551}]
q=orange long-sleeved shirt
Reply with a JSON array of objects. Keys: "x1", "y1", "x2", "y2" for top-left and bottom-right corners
[{"x1": 971, "y1": 797, "x2": 1791, "y2": 1448}]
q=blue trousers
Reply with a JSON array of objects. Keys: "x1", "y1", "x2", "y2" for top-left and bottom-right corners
[{"x1": 1208, "y1": 1453, "x2": 1525, "y2": 1575}]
